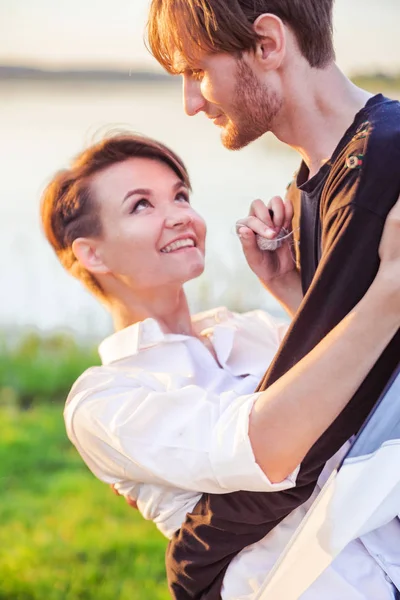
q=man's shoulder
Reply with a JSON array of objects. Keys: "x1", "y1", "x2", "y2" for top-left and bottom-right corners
[
  {"x1": 365, "y1": 94, "x2": 400, "y2": 151},
  {"x1": 323, "y1": 96, "x2": 400, "y2": 218},
  {"x1": 338, "y1": 95, "x2": 400, "y2": 165},
  {"x1": 331, "y1": 95, "x2": 400, "y2": 170},
  {"x1": 367, "y1": 93, "x2": 400, "y2": 125}
]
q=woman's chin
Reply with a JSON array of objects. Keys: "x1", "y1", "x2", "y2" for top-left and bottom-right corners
[
  {"x1": 158, "y1": 252, "x2": 205, "y2": 286},
  {"x1": 182, "y1": 260, "x2": 205, "y2": 283}
]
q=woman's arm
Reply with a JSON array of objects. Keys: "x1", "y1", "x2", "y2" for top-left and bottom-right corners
[{"x1": 250, "y1": 196, "x2": 400, "y2": 482}]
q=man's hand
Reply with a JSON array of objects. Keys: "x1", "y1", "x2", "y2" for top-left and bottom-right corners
[
  {"x1": 236, "y1": 196, "x2": 303, "y2": 317},
  {"x1": 378, "y1": 193, "x2": 400, "y2": 264},
  {"x1": 109, "y1": 484, "x2": 138, "y2": 510},
  {"x1": 374, "y1": 193, "x2": 400, "y2": 311},
  {"x1": 236, "y1": 196, "x2": 296, "y2": 285}
]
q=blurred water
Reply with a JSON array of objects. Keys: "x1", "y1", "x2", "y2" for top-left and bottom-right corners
[{"x1": 1, "y1": 79, "x2": 302, "y2": 339}]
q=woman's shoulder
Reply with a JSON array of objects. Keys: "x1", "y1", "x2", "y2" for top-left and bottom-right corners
[{"x1": 64, "y1": 364, "x2": 165, "y2": 428}]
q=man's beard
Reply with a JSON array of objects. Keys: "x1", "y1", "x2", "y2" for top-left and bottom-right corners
[{"x1": 221, "y1": 59, "x2": 282, "y2": 151}]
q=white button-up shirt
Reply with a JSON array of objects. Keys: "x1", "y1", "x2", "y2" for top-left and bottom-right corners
[{"x1": 64, "y1": 308, "x2": 396, "y2": 600}]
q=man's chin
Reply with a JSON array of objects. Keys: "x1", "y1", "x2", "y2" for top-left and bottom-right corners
[{"x1": 221, "y1": 127, "x2": 259, "y2": 151}]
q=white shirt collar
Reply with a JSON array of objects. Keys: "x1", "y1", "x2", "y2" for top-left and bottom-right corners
[{"x1": 98, "y1": 307, "x2": 233, "y2": 366}]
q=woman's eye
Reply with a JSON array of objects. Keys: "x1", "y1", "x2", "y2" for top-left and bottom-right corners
[
  {"x1": 130, "y1": 198, "x2": 151, "y2": 214},
  {"x1": 175, "y1": 192, "x2": 190, "y2": 203}
]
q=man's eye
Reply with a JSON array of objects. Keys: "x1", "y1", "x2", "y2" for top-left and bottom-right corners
[
  {"x1": 130, "y1": 198, "x2": 151, "y2": 214},
  {"x1": 175, "y1": 192, "x2": 190, "y2": 203}
]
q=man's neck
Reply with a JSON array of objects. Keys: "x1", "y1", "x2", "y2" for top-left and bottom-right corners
[{"x1": 272, "y1": 64, "x2": 373, "y2": 179}]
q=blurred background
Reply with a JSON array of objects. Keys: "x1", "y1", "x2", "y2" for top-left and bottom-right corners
[{"x1": 1, "y1": 1, "x2": 399, "y2": 598}]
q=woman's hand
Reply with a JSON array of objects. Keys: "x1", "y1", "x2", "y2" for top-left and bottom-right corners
[
  {"x1": 378, "y1": 193, "x2": 400, "y2": 265},
  {"x1": 110, "y1": 484, "x2": 138, "y2": 509},
  {"x1": 236, "y1": 196, "x2": 303, "y2": 317}
]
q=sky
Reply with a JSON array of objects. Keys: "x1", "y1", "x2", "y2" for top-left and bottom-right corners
[{"x1": 1, "y1": 0, "x2": 400, "y2": 75}]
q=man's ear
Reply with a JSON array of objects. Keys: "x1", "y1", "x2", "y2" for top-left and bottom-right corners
[
  {"x1": 252, "y1": 14, "x2": 286, "y2": 71},
  {"x1": 72, "y1": 238, "x2": 110, "y2": 275}
]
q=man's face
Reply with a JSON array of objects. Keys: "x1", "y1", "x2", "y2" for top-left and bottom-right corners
[{"x1": 177, "y1": 51, "x2": 282, "y2": 150}]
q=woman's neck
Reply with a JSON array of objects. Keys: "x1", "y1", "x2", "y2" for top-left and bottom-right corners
[{"x1": 109, "y1": 285, "x2": 194, "y2": 337}]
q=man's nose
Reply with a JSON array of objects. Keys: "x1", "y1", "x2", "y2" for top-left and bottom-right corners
[{"x1": 182, "y1": 75, "x2": 207, "y2": 116}]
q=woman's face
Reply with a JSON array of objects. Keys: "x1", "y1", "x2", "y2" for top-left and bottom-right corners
[{"x1": 90, "y1": 157, "x2": 206, "y2": 291}]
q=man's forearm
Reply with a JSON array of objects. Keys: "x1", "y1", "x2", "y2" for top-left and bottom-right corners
[
  {"x1": 251, "y1": 280, "x2": 399, "y2": 483},
  {"x1": 262, "y1": 269, "x2": 303, "y2": 318}
]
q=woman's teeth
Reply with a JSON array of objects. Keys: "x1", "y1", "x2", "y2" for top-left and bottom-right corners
[{"x1": 161, "y1": 238, "x2": 195, "y2": 253}]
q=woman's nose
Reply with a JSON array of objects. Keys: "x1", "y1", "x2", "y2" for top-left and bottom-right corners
[
  {"x1": 165, "y1": 209, "x2": 193, "y2": 229},
  {"x1": 182, "y1": 75, "x2": 207, "y2": 117}
]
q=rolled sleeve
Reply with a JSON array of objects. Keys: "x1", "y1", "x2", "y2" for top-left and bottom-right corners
[
  {"x1": 66, "y1": 373, "x2": 300, "y2": 496},
  {"x1": 210, "y1": 391, "x2": 300, "y2": 492}
]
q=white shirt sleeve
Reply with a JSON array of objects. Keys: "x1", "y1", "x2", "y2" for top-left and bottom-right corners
[{"x1": 65, "y1": 375, "x2": 299, "y2": 495}]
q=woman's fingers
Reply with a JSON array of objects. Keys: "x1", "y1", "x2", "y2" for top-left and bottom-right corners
[
  {"x1": 379, "y1": 193, "x2": 400, "y2": 263},
  {"x1": 110, "y1": 483, "x2": 138, "y2": 509},
  {"x1": 125, "y1": 496, "x2": 139, "y2": 510},
  {"x1": 110, "y1": 484, "x2": 120, "y2": 496}
]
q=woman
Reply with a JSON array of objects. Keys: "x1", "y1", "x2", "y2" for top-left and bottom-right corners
[{"x1": 41, "y1": 133, "x2": 400, "y2": 599}]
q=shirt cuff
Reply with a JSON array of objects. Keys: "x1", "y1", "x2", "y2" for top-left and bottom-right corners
[{"x1": 209, "y1": 392, "x2": 300, "y2": 492}]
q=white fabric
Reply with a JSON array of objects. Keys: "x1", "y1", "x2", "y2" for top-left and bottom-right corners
[
  {"x1": 223, "y1": 459, "x2": 396, "y2": 600},
  {"x1": 64, "y1": 307, "x2": 396, "y2": 600},
  {"x1": 65, "y1": 308, "x2": 295, "y2": 538},
  {"x1": 252, "y1": 443, "x2": 400, "y2": 600}
]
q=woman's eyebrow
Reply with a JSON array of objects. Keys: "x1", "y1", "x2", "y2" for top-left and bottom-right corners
[
  {"x1": 122, "y1": 188, "x2": 152, "y2": 204},
  {"x1": 122, "y1": 181, "x2": 186, "y2": 204},
  {"x1": 172, "y1": 181, "x2": 187, "y2": 191}
]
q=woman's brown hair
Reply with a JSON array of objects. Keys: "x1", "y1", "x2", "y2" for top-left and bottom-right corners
[
  {"x1": 41, "y1": 133, "x2": 191, "y2": 299},
  {"x1": 148, "y1": 0, "x2": 335, "y2": 73}
]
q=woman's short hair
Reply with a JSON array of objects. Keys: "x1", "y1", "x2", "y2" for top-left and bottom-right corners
[
  {"x1": 41, "y1": 133, "x2": 191, "y2": 299},
  {"x1": 148, "y1": 0, "x2": 335, "y2": 73}
]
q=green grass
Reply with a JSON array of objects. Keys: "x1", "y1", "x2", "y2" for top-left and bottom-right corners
[
  {"x1": 0, "y1": 331, "x2": 100, "y2": 409},
  {"x1": 0, "y1": 404, "x2": 169, "y2": 600}
]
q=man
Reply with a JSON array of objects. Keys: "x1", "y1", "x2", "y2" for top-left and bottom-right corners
[{"x1": 145, "y1": 0, "x2": 400, "y2": 598}]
